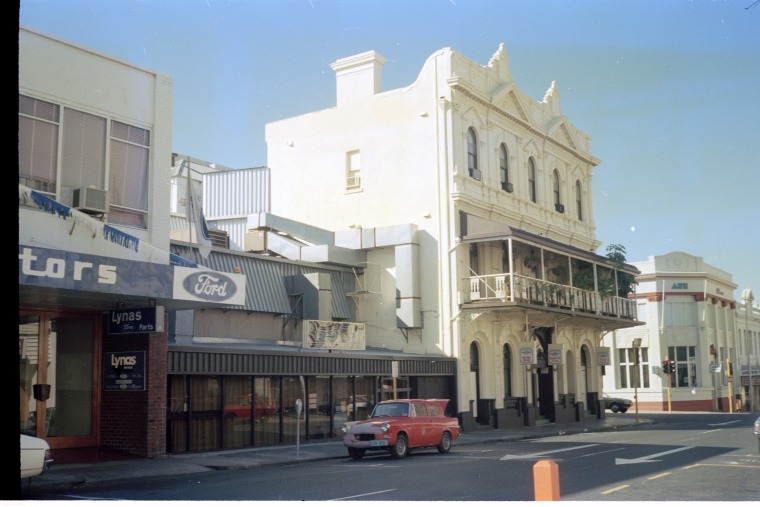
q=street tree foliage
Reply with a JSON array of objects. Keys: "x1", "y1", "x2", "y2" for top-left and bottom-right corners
[{"x1": 605, "y1": 243, "x2": 638, "y2": 297}]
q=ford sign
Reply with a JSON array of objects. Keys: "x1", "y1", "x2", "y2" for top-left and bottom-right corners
[{"x1": 182, "y1": 271, "x2": 237, "y2": 302}]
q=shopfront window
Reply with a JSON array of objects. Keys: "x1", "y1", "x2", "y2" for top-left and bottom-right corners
[
  {"x1": 308, "y1": 376, "x2": 332, "y2": 440},
  {"x1": 223, "y1": 377, "x2": 252, "y2": 448},
  {"x1": 254, "y1": 376, "x2": 279, "y2": 446},
  {"x1": 190, "y1": 375, "x2": 221, "y2": 451},
  {"x1": 281, "y1": 376, "x2": 306, "y2": 444}
]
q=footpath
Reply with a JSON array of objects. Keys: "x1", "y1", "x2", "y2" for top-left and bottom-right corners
[{"x1": 22, "y1": 414, "x2": 653, "y2": 493}]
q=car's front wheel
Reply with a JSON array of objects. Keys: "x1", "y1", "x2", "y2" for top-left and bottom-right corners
[
  {"x1": 437, "y1": 431, "x2": 452, "y2": 454},
  {"x1": 348, "y1": 448, "x2": 365, "y2": 460},
  {"x1": 619, "y1": 407, "x2": 628, "y2": 413},
  {"x1": 609, "y1": 403, "x2": 620, "y2": 413},
  {"x1": 390, "y1": 434, "x2": 408, "y2": 459}
]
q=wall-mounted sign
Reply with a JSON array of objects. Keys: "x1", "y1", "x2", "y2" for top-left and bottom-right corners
[
  {"x1": 548, "y1": 344, "x2": 564, "y2": 366},
  {"x1": 519, "y1": 342, "x2": 535, "y2": 365},
  {"x1": 108, "y1": 306, "x2": 164, "y2": 335},
  {"x1": 597, "y1": 347, "x2": 611, "y2": 366},
  {"x1": 103, "y1": 351, "x2": 145, "y2": 391},
  {"x1": 303, "y1": 320, "x2": 366, "y2": 350}
]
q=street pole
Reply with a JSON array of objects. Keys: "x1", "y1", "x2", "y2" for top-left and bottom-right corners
[
  {"x1": 665, "y1": 355, "x2": 672, "y2": 413},
  {"x1": 745, "y1": 289, "x2": 755, "y2": 413},
  {"x1": 727, "y1": 356, "x2": 734, "y2": 413},
  {"x1": 633, "y1": 338, "x2": 641, "y2": 423}
]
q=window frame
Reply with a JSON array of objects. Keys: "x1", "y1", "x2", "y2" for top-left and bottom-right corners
[
  {"x1": 467, "y1": 128, "x2": 480, "y2": 180},
  {"x1": 528, "y1": 157, "x2": 537, "y2": 203}
]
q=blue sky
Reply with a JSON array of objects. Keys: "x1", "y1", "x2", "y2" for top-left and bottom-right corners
[{"x1": 20, "y1": 0, "x2": 760, "y2": 299}]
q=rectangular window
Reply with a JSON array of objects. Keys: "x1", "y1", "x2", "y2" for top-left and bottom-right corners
[
  {"x1": 19, "y1": 94, "x2": 152, "y2": 229},
  {"x1": 618, "y1": 347, "x2": 649, "y2": 389},
  {"x1": 109, "y1": 121, "x2": 150, "y2": 228},
  {"x1": 668, "y1": 346, "x2": 697, "y2": 387},
  {"x1": 18, "y1": 94, "x2": 60, "y2": 196},
  {"x1": 61, "y1": 108, "x2": 107, "y2": 190},
  {"x1": 346, "y1": 150, "x2": 361, "y2": 190}
]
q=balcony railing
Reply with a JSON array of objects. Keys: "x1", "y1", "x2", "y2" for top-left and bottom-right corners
[{"x1": 468, "y1": 273, "x2": 637, "y2": 320}]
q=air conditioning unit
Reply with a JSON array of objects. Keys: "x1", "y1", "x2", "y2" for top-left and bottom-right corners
[
  {"x1": 471, "y1": 169, "x2": 481, "y2": 181},
  {"x1": 555, "y1": 203, "x2": 565, "y2": 213},
  {"x1": 71, "y1": 187, "x2": 108, "y2": 215},
  {"x1": 503, "y1": 182, "x2": 514, "y2": 193},
  {"x1": 346, "y1": 176, "x2": 361, "y2": 189}
]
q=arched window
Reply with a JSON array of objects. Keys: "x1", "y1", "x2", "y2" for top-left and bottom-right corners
[
  {"x1": 467, "y1": 128, "x2": 480, "y2": 180},
  {"x1": 528, "y1": 157, "x2": 537, "y2": 203},
  {"x1": 553, "y1": 169, "x2": 563, "y2": 213},
  {"x1": 575, "y1": 180, "x2": 583, "y2": 221},
  {"x1": 470, "y1": 342, "x2": 480, "y2": 372},
  {"x1": 499, "y1": 144, "x2": 511, "y2": 192},
  {"x1": 503, "y1": 344, "x2": 513, "y2": 397}
]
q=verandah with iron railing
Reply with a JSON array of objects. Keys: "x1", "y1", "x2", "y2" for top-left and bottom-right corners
[
  {"x1": 468, "y1": 272, "x2": 637, "y2": 319},
  {"x1": 464, "y1": 236, "x2": 638, "y2": 320}
]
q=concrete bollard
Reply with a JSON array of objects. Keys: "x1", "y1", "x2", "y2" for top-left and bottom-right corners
[{"x1": 533, "y1": 459, "x2": 560, "y2": 501}]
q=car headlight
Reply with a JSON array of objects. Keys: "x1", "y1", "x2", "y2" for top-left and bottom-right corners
[
  {"x1": 380, "y1": 422, "x2": 390, "y2": 433},
  {"x1": 341, "y1": 424, "x2": 348, "y2": 434}
]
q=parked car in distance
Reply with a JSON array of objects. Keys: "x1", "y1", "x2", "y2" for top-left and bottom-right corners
[
  {"x1": 20, "y1": 434, "x2": 53, "y2": 479},
  {"x1": 603, "y1": 395, "x2": 632, "y2": 413},
  {"x1": 754, "y1": 416, "x2": 759, "y2": 453},
  {"x1": 223, "y1": 396, "x2": 275, "y2": 421},
  {"x1": 341, "y1": 399, "x2": 460, "y2": 460}
]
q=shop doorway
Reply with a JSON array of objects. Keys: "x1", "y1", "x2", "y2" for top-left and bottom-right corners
[{"x1": 19, "y1": 311, "x2": 99, "y2": 448}]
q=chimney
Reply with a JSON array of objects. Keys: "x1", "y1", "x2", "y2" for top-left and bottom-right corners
[{"x1": 330, "y1": 50, "x2": 386, "y2": 107}]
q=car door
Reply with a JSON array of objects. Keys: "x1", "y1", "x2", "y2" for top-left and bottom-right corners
[{"x1": 410, "y1": 402, "x2": 435, "y2": 446}]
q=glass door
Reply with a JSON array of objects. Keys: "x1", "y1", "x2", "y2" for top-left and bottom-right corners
[{"x1": 19, "y1": 311, "x2": 99, "y2": 448}]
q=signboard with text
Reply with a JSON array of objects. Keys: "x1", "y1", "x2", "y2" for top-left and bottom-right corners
[
  {"x1": 103, "y1": 351, "x2": 145, "y2": 391},
  {"x1": 108, "y1": 306, "x2": 164, "y2": 335}
]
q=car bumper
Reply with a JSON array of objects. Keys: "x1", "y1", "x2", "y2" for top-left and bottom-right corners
[{"x1": 343, "y1": 434, "x2": 391, "y2": 450}]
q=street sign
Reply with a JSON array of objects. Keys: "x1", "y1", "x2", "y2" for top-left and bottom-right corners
[{"x1": 709, "y1": 363, "x2": 721, "y2": 373}]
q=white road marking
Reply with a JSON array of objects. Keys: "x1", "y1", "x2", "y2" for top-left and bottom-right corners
[
  {"x1": 500, "y1": 443, "x2": 599, "y2": 461},
  {"x1": 332, "y1": 488, "x2": 396, "y2": 500}
]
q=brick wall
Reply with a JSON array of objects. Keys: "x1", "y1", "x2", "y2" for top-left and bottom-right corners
[{"x1": 100, "y1": 314, "x2": 167, "y2": 458}]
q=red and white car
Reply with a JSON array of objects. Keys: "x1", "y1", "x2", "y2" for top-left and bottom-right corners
[{"x1": 341, "y1": 399, "x2": 460, "y2": 460}]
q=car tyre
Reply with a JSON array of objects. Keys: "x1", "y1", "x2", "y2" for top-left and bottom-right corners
[
  {"x1": 390, "y1": 434, "x2": 408, "y2": 459},
  {"x1": 348, "y1": 448, "x2": 365, "y2": 460},
  {"x1": 620, "y1": 407, "x2": 628, "y2": 413},
  {"x1": 609, "y1": 403, "x2": 620, "y2": 413},
  {"x1": 437, "y1": 431, "x2": 452, "y2": 454}
]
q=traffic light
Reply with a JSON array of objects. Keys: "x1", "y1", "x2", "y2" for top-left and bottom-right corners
[
  {"x1": 669, "y1": 359, "x2": 676, "y2": 373},
  {"x1": 662, "y1": 361, "x2": 670, "y2": 374}
]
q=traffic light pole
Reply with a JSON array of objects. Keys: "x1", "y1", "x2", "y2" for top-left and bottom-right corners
[
  {"x1": 727, "y1": 357, "x2": 734, "y2": 413},
  {"x1": 665, "y1": 356, "x2": 672, "y2": 413}
]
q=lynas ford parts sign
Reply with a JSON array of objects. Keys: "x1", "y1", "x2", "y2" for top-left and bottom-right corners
[
  {"x1": 173, "y1": 266, "x2": 246, "y2": 306},
  {"x1": 108, "y1": 306, "x2": 165, "y2": 335}
]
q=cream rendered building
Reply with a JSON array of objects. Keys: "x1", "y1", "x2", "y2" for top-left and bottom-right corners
[
  {"x1": 266, "y1": 45, "x2": 640, "y2": 429},
  {"x1": 603, "y1": 251, "x2": 758, "y2": 412}
]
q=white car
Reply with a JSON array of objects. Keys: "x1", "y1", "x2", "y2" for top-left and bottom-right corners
[{"x1": 20, "y1": 434, "x2": 53, "y2": 479}]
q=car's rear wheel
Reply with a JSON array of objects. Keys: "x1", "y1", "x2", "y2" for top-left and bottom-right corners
[
  {"x1": 348, "y1": 448, "x2": 365, "y2": 460},
  {"x1": 437, "y1": 431, "x2": 452, "y2": 454},
  {"x1": 390, "y1": 434, "x2": 408, "y2": 459},
  {"x1": 609, "y1": 403, "x2": 620, "y2": 413}
]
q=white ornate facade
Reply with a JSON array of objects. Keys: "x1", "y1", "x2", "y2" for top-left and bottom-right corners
[{"x1": 265, "y1": 45, "x2": 641, "y2": 427}]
